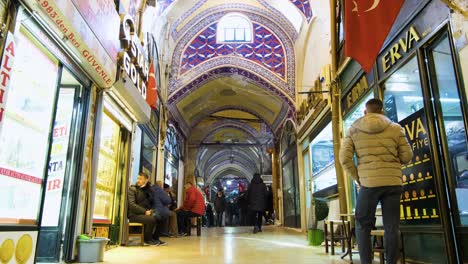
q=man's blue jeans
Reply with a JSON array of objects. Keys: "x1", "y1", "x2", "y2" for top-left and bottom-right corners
[{"x1": 355, "y1": 185, "x2": 403, "y2": 264}]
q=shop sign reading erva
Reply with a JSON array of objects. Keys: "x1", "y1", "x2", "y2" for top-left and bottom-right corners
[
  {"x1": 118, "y1": 15, "x2": 148, "y2": 99},
  {"x1": 0, "y1": 33, "x2": 15, "y2": 133},
  {"x1": 381, "y1": 26, "x2": 421, "y2": 73}
]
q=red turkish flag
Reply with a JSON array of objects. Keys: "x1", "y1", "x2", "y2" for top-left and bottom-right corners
[
  {"x1": 146, "y1": 61, "x2": 158, "y2": 109},
  {"x1": 345, "y1": 0, "x2": 404, "y2": 73}
]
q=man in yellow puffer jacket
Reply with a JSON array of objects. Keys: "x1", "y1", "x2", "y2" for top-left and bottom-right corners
[{"x1": 339, "y1": 98, "x2": 413, "y2": 264}]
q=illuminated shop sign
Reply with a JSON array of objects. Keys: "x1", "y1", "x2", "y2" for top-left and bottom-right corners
[
  {"x1": 0, "y1": 33, "x2": 15, "y2": 133},
  {"x1": 381, "y1": 26, "x2": 421, "y2": 73},
  {"x1": 342, "y1": 75, "x2": 370, "y2": 115},
  {"x1": 118, "y1": 14, "x2": 149, "y2": 99}
]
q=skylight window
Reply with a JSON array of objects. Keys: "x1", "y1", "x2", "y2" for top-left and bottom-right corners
[{"x1": 217, "y1": 13, "x2": 253, "y2": 43}]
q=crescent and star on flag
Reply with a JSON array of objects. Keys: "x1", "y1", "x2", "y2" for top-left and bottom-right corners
[{"x1": 352, "y1": 0, "x2": 381, "y2": 15}]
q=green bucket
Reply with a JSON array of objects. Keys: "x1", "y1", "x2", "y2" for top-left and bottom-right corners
[{"x1": 308, "y1": 229, "x2": 324, "y2": 246}]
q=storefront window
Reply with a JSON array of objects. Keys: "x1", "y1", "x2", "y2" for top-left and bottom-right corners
[
  {"x1": 0, "y1": 28, "x2": 59, "y2": 225},
  {"x1": 430, "y1": 36, "x2": 468, "y2": 226},
  {"x1": 344, "y1": 92, "x2": 374, "y2": 132},
  {"x1": 164, "y1": 127, "x2": 179, "y2": 199},
  {"x1": 383, "y1": 57, "x2": 424, "y2": 123},
  {"x1": 310, "y1": 122, "x2": 336, "y2": 194},
  {"x1": 93, "y1": 112, "x2": 121, "y2": 223},
  {"x1": 140, "y1": 132, "x2": 155, "y2": 177},
  {"x1": 343, "y1": 91, "x2": 374, "y2": 207}
]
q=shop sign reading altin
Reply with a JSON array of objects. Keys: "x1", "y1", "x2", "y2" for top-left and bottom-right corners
[
  {"x1": 0, "y1": 33, "x2": 15, "y2": 134},
  {"x1": 117, "y1": 15, "x2": 149, "y2": 99}
]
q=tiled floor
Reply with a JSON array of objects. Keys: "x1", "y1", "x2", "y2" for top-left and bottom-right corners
[{"x1": 101, "y1": 226, "x2": 359, "y2": 264}]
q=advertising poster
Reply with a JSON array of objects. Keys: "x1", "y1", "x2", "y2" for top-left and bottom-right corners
[
  {"x1": 399, "y1": 109, "x2": 440, "y2": 225},
  {"x1": 0, "y1": 231, "x2": 38, "y2": 264}
]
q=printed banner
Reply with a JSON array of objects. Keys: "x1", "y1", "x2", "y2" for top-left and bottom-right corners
[{"x1": 399, "y1": 109, "x2": 440, "y2": 225}]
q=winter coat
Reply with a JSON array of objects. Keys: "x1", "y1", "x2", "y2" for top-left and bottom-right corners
[
  {"x1": 182, "y1": 186, "x2": 206, "y2": 216},
  {"x1": 247, "y1": 175, "x2": 267, "y2": 212},
  {"x1": 151, "y1": 184, "x2": 172, "y2": 219},
  {"x1": 339, "y1": 113, "x2": 413, "y2": 187},
  {"x1": 214, "y1": 195, "x2": 226, "y2": 213},
  {"x1": 266, "y1": 188, "x2": 274, "y2": 211},
  {"x1": 127, "y1": 184, "x2": 153, "y2": 218}
]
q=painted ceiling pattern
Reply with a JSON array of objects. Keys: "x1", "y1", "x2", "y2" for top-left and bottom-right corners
[
  {"x1": 156, "y1": 0, "x2": 176, "y2": 15},
  {"x1": 180, "y1": 23, "x2": 285, "y2": 78},
  {"x1": 289, "y1": 0, "x2": 313, "y2": 22}
]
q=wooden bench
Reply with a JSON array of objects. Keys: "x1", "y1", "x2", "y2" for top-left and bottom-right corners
[
  {"x1": 125, "y1": 222, "x2": 144, "y2": 246},
  {"x1": 371, "y1": 229, "x2": 405, "y2": 264},
  {"x1": 187, "y1": 216, "x2": 202, "y2": 236}
]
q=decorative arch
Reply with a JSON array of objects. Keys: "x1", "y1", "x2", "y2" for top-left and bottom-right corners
[
  {"x1": 170, "y1": 5, "x2": 296, "y2": 99},
  {"x1": 167, "y1": 67, "x2": 293, "y2": 132},
  {"x1": 207, "y1": 164, "x2": 253, "y2": 186},
  {"x1": 171, "y1": 3, "x2": 298, "y2": 41},
  {"x1": 287, "y1": 0, "x2": 313, "y2": 22},
  {"x1": 200, "y1": 122, "x2": 262, "y2": 144},
  {"x1": 204, "y1": 149, "x2": 259, "y2": 173},
  {"x1": 190, "y1": 105, "x2": 282, "y2": 131},
  {"x1": 180, "y1": 23, "x2": 285, "y2": 78},
  {"x1": 280, "y1": 119, "x2": 297, "y2": 156}
]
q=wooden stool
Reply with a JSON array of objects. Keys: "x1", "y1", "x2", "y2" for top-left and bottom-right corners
[
  {"x1": 125, "y1": 222, "x2": 144, "y2": 246},
  {"x1": 371, "y1": 230, "x2": 405, "y2": 264},
  {"x1": 187, "y1": 216, "x2": 202, "y2": 236},
  {"x1": 324, "y1": 219, "x2": 352, "y2": 258}
]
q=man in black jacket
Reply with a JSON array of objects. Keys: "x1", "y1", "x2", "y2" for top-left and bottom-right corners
[
  {"x1": 127, "y1": 172, "x2": 158, "y2": 245},
  {"x1": 213, "y1": 191, "x2": 226, "y2": 227},
  {"x1": 248, "y1": 173, "x2": 267, "y2": 233}
]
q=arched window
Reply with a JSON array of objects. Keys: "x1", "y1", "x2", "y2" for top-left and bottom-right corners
[{"x1": 216, "y1": 13, "x2": 253, "y2": 43}]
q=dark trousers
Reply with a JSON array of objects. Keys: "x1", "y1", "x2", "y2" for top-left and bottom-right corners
[
  {"x1": 129, "y1": 215, "x2": 156, "y2": 242},
  {"x1": 216, "y1": 211, "x2": 224, "y2": 227},
  {"x1": 152, "y1": 218, "x2": 165, "y2": 241},
  {"x1": 177, "y1": 210, "x2": 200, "y2": 233},
  {"x1": 252, "y1": 211, "x2": 264, "y2": 230},
  {"x1": 355, "y1": 186, "x2": 403, "y2": 264}
]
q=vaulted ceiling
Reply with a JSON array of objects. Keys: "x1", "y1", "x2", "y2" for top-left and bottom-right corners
[{"x1": 146, "y1": 0, "x2": 313, "y2": 184}]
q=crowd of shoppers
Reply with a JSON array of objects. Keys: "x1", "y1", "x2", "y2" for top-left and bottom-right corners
[{"x1": 206, "y1": 175, "x2": 274, "y2": 231}]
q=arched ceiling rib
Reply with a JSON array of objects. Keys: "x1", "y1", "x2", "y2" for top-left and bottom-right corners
[{"x1": 167, "y1": 69, "x2": 292, "y2": 134}]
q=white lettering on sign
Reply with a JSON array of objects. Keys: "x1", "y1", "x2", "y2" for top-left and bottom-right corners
[
  {"x1": 118, "y1": 15, "x2": 148, "y2": 99},
  {"x1": 0, "y1": 33, "x2": 15, "y2": 135}
]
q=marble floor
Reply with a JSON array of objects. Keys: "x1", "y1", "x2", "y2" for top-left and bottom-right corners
[{"x1": 102, "y1": 226, "x2": 360, "y2": 264}]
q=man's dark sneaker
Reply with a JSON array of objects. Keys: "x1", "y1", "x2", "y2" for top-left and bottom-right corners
[
  {"x1": 168, "y1": 233, "x2": 178, "y2": 238},
  {"x1": 156, "y1": 240, "x2": 168, "y2": 246},
  {"x1": 160, "y1": 232, "x2": 170, "y2": 237},
  {"x1": 178, "y1": 232, "x2": 189, "y2": 236},
  {"x1": 253, "y1": 227, "x2": 259, "y2": 234},
  {"x1": 144, "y1": 240, "x2": 158, "y2": 246}
]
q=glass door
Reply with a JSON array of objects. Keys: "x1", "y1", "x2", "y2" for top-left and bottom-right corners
[
  {"x1": 303, "y1": 150, "x2": 312, "y2": 228},
  {"x1": 282, "y1": 155, "x2": 301, "y2": 228},
  {"x1": 93, "y1": 110, "x2": 130, "y2": 244},
  {"x1": 37, "y1": 70, "x2": 85, "y2": 262},
  {"x1": 425, "y1": 33, "x2": 468, "y2": 262}
]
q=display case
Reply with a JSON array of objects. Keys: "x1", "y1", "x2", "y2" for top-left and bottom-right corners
[
  {"x1": 93, "y1": 112, "x2": 121, "y2": 223},
  {"x1": 310, "y1": 122, "x2": 337, "y2": 197}
]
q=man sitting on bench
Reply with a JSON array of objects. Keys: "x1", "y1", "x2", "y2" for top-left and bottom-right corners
[
  {"x1": 175, "y1": 181, "x2": 206, "y2": 236},
  {"x1": 127, "y1": 172, "x2": 158, "y2": 245}
]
